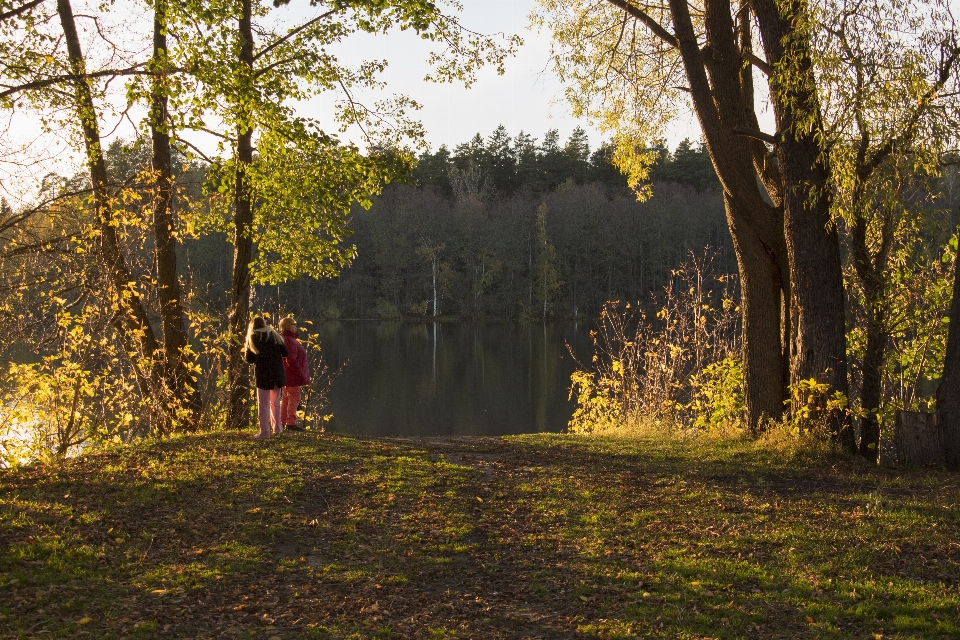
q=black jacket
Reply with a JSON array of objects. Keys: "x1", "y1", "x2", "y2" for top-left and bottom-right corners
[{"x1": 245, "y1": 333, "x2": 289, "y2": 389}]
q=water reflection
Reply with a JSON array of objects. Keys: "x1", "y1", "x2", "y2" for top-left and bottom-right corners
[{"x1": 315, "y1": 321, "x2": 592, "y2": 436}]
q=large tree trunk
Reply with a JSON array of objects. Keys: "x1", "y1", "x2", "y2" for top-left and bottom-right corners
[
  {"x1": 936, "y1": 249, "x2": 960, "y2": 469},
  {"x1": 668, "y1": 0, "x2": 790, "y2": 430},
  {"x1": 725, "y1": 195, "x2": 788, "y2": 427},
  {"x1": 226, "y1": 0, "x2": 255, "y2": 432},
  {"x1": 151, "y1": 0, "x2": 199, "y2": 426},
  {"x1": 753, "y1": 0, "x2": 853, "y2": 450},
  {"x1": 57, "y1": 0, "x2": 170, "y2": 431}
]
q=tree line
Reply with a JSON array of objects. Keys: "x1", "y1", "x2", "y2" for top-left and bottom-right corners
[{"x1": 183, "y1": 128, "x2": 732, "y2": 321}]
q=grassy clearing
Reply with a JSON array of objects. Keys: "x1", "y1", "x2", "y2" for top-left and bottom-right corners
[{"x1": 0, "y1": 430, "x2": 958, "y2": 639}]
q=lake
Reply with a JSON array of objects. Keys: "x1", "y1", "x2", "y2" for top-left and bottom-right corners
[{"x1": 314, "y1": 321, "x2": 594, "y2": 436}]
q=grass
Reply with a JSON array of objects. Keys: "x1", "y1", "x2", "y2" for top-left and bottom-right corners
[{"x1": 0, "y1": 430, "x2": 958, "y2": 639}]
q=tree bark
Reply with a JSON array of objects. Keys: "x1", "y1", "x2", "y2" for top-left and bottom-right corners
[
  {"x1": 227, "y1": 0, "x2": 255, "y2": 432},
  {"x1": 668, "y1": 0, "x2": 790, "y2": 429},
  {"x1": 849, "y1": 210, "x2": 894, "y2": 461},
  {"x1": 936, "y1": 249, "x2": 960, "y2": 469},
  {"x1": 724, "y1": 194, "x2": 788, "y2": 427},
  {"x1": 753, "y1": 0, "x2": 853, "y2": 450},
  {"x1": 151, "y1": 0, "x2": 199, "y2": 426},
  {"x1": 56, "y1": 0, "x2": 169, "y2": 431}
]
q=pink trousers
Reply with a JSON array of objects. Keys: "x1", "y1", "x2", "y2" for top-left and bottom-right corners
[
  {"x1": 256, "y1": 387, "x2": 282, "y2": 436},
  {"x1": 281, "y1": 386, "x2": 301, "y2": 427}
]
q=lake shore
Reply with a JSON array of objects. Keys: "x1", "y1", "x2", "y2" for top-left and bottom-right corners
[{"x1": 2, "y1": 431, "x2": 958, "y2": 638}]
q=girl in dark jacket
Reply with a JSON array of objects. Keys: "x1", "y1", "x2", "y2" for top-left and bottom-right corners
[{"x1": 244, "y1": 315, "x2": 288, "y2": 438}]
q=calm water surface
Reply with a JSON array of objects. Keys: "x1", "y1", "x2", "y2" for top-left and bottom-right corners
[{"x1": 315, "y1": 321, "x2": 593, "y2": 436}]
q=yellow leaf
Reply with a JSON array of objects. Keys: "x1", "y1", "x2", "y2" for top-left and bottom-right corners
[{"x1": 77, "y1": 617, "x2": 92, "y2": 625}]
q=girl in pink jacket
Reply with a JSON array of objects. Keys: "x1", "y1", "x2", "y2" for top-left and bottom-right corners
[{"x1": 278, "y1": 316, "x2": 311, "y2": 430}]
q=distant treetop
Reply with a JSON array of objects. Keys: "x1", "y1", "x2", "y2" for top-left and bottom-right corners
[{"x1": 412, "y1": 127, "x2": 720, "y2": 199}]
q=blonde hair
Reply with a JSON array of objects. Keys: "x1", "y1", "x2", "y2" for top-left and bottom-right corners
[
  {"x1": 244, "y1": 315, "x2": 283, "y2": 354},
  {"x1": 278, "y1": 316, "x2": 296, "y2": 332}
]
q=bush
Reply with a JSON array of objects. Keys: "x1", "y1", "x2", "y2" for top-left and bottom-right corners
[
  {"x1": 375, "y1": 298, "x2": 401, "y2": 320},
  {"x1": 567, "y1": 250, "x2": 742, "y2": 434},
  {"x1": 688, "y1": 356, "x2": 745, "y2": 433}
]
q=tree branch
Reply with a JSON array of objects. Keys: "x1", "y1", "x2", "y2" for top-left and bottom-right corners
[
  {"x1": 0, "y1": 0, "x2": 43, "y2": 22},
  {"x1": 732, "y1": 126, "x2": 778, "y2": 146},
  {"x1": 860, "y1": 44, "x2": 960, "y2": 181},
  {"x1": 0, "y1": 63, "x2": 148, "y2": 100},
  {"x1": 252, "y1": 7, "x2": 339, "y2": 62},
  {"x1": 173, "y1": 135, "x2": 214, "y2": 164},
  {"x1": 603, "y1": 0, "x2": 678, "y2": 49},
  {"x1": 743, "y1": 49, "x2": 771, "y2": 76}
]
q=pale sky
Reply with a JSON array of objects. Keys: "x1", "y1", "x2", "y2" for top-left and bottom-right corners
[{"x1": 295, "y1": 0, "x2": 702, "y2": 152}]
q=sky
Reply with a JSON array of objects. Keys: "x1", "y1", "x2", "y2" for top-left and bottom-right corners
[{"x1": 293, "y1": 0, "x2": 702, "y2": 152}]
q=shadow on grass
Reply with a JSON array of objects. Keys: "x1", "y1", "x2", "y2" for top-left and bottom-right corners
[{"x1": 0, "y1": 431, "x2": 958, "y2": 639}]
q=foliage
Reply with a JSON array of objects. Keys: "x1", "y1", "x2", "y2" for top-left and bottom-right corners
[
  {"x1": 846, "y1": 235, "x2": 955, "y2": 413},
  {"x1": 567, "y1": 251, "x2": 741, "y2": 433},
  {"x1": 2, "y1": 304, "x2": 146, "y2": 467},
  {"x1": 567, "y1": 370, "x2": 625, "y2": 435},
  {"x1": 785, "y1": 378, "x2": 851, "y2": 436},
  {"x1": 688, "y1": 356, "x2": 745, "y2": 433},
  {"x1": 197, "y1": 126, "x2": 411, "y2": 285},
  {"x1": 532, "y1": 0, "x2": 682, "y2": 195}
]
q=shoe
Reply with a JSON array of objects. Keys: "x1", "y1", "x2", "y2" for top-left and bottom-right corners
[
  {"x1": 285, "y1": 424, "x2": 303, "y2": 431},
  {"x1": 253, "y1": 433, "x2": 270, "y2": 439}
]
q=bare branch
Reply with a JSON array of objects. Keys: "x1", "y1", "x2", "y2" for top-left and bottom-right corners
[
  {"x1": 173, "y1": 135, "x2": 214, "y2": 164},
  {"x1": 253, "y1": 7, "x2": 339, "y2": 62},
  {"x1": 0, "y1": 64, "x2": 148, "y2": 100},
  {"x1": 732, "y1": 126, "x2": 778, "y2": 146},
  {"x1": 603, "y1": 0, "x2": 678, "y2": 49},
  {"x1": 743, "y1": 49, "x2": 771, "y2": 76}
]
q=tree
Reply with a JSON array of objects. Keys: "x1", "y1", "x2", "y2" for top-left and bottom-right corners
[
  {"x1": 147, "y1": 0, "x2": 199, "y2": 424},
  {"x1": 938, "y1": 240, "x2": 960, "y2": 469},
  {"x1": 535, "y1": 0, "x2": 791, "y2": 431},
  {"x1": 416, "y1": 242, "x2": 445, "y2": 316},
  {"x1": 533, "y1": 202, "x2": 561, "y2": 319},
  {"x1": 51, "y1": 0, "x2": 181, "y2": 432},
  {"x1": 819, "y1": 0, "x2": 960, "y2": 459}
]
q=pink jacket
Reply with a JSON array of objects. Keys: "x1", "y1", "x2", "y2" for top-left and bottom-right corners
[{"x1": 281, "y1": 330, "x2": 310, "y2": 387}]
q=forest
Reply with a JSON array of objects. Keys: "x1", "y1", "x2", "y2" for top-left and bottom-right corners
[{"x1": 185, "y1": 129, "x2": 734, "y2": 321}]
